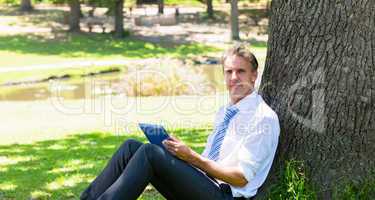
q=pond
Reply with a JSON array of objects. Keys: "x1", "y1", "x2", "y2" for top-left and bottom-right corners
[{"x1": 0, "y1": 64, "x2": 226, "y2": 101}]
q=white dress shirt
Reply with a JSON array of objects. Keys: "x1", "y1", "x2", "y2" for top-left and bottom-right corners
[{"x1": 201, "y1": 91, "x2": 280, "y2": 198}]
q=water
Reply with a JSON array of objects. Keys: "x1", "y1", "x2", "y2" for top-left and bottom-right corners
[{"x1": 0, "y1": 64, "x2": 225, "y2": 101}]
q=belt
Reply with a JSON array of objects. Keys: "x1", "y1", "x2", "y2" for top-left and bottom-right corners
[
  {"x1": 234, "y1": 197, "x2": 254, "y2": 200},
  {"x1": 219, "y1": 183, "x2": 255, "y2": 200}
]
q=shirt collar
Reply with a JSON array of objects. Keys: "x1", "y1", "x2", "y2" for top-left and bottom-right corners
[{"x1": 228, "y1": 90, "x2": 258, "y2": 112}]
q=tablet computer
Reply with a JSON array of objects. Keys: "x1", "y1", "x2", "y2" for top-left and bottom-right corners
[{"x1": 139, "y1": 123, "x2": 170, "y2": 148}]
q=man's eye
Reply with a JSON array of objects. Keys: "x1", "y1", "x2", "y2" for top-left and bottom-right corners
[{"x1": 226, "y1": 70, "x2": 232, "y2": 74}]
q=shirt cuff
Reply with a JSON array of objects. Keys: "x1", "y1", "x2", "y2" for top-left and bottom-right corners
[{"x1": 238, "y1": 160, "x2": 257, "y2": 183}]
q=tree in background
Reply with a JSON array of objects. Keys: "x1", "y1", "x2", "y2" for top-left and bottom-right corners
[
  {"x1": 230, "y1": 0, "x2": 239, "y2": 40},
  {"x1": 68, "y1": 0, "x2": 81, "y2": 32},
  {"x1": 78, "y1": 0, "x2": 126, "y2": 37},
  {"x1": 206, "y1": 0, "x2": 213, "y2": 18},
  {"x1": 20, "y1": 0, "x2": 33, "y2": 11},
  {"x1": 158, "y1": 0, "x2": 164, "y2": 14},
  {"x1": 260, "y1": 0, "x2": 375, "y2": 198},
  {"x1": 114, "y1": 0, "x2": 124, "y2": 37}
]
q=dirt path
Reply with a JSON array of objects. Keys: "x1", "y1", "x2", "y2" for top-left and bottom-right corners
[{"x1": 0, "y1": 94, "x2": 229, "y2": 145}]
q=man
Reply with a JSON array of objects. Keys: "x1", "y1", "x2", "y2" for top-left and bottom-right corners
[{"x1": 80, "y1": 44, "x2": 280, "y2": 200}]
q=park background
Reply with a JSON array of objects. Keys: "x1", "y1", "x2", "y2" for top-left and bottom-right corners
[{"x1": 1, "y1": 0, "x2": 374, "y2": 199}]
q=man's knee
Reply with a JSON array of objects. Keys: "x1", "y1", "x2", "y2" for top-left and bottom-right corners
[
  {"x1": 120, "y1": 139, "x2": 143, "y2": 154},
  {"x1": 140, "y1": 143, "x2": 165, "y2": 163},
  {"x1": 122, "y1": 138, "x2": 142, "y2": 146}
]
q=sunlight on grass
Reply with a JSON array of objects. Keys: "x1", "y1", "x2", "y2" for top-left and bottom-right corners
[
  {"x1": 0, "y1": 148, "x2": 24, "y2": 154},
  {"x1": 0, "y1": 155, "x2": 35, "y2": 166},
  {"x1": 0, "y1": 131, "x2": 207, "y2": 199},
  {"x1": 1, "y1": 130, "x2": 372, "y2": 199},
  {"x1": 47, "y1": 144, "x2": 66, "y2": 150},
  {"x1": 124, "y1": 0, "x2": 216, "y2": 7},
  {"x1": 0, "y1": 64, "x2": 126, "y2": 85},
  {"x1": 31, "y1": 190, "x2": 52, "y2": 199},
  {"x1": 0, "y1": 34, "x2": 221, "y2": 68},
  {"x1": 46, "y1": 174, "x2": 92, "y2": 191},
  {"x1": 0, "y1": 166, "x2": 8, "y2": 172},
  {"x1": 0, "y1": 182, "x2": 17, "y2": 191},
  {"x1": 48, "y1": 160, "x2": 94, "y2": 174}
]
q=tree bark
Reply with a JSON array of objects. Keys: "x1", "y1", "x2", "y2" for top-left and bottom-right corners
[
  {"x1": 230, "y1": 0, "x2": 240, "y2": 41},
  {"x1": 206, "y1": 0, "x2": 214, "y2": 18},
  {"x1": 20, "y1": 0, "x2": 33, "y2": 12},
  {"x1": 114, "y1": 0, "x2": 125, "y2": 38},
  {"x1": 158, "y1": 0, "x2": 164, "y2": 14},
  {"x1": 68, "y1": 0, "x2": 81, "y2": 32},
  {"x1": 260, "y1": 0, "x2": 375, "y2": 198}
]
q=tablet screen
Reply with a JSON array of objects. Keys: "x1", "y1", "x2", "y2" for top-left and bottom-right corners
[{"x1": 139, "y1": 123, "x2": 170, "y2": 148}]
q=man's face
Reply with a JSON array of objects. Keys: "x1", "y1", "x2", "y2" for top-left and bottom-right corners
[{"x1": 223, "y1": 55, "x2": 257, "y2": 103}]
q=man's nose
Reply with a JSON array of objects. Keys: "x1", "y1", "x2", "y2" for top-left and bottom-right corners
[{"x1": 231, "y1": 71, "x2": 239, "y2": 80}]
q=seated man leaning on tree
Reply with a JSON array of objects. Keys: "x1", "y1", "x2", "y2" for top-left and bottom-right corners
[{"x1": 80, "y1": 43, "x2": 280, "y2": 200}]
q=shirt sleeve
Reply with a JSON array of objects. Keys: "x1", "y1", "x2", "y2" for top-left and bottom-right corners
[{"x1": 237, "y1": 116, "x2": 279, "y2": 182}]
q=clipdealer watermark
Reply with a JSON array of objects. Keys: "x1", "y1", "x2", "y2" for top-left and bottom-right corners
[
  {"x1": 48, "y1": 66, "x2": 328, "y2": 135},
  {"x1": 48, "y1": 68, "x2": 227, "y2": 135}
]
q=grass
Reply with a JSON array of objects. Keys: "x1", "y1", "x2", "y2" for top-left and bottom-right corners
[
  {"x1": 266, "y1": 161, "x2": 375, "y2": 200},
  {"x1": 0, "y1": 33, "x2": 221, "y2": 84},
  {"x1": 0, "y1": 33, "x2": 220, "y2": 67},
  {"x1": 1, "y1": 129, "x2": 374, "y2": 199},
  {"x1": 267, "y1": 161, "x2": 317, "y2": 200},
  {"x1": 0, "y1": 2, "x2": 269, "y2": 84},
  {"x1": 0, "y1": 128, "x2": 210, "y2": 200},
  {"x1": 0, "y1": 64, "x2": 126, "y2": 85},
  {"x1": 125, "y1": 0, "x2": 211, "y2": 7},
  {"x1": 0, "y1": 0, "x2": 221, "y2": 7},
  {"x1": 333, "y1": 172, "x2": 375, "y2": 200}
]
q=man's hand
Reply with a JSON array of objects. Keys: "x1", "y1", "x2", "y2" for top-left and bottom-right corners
[
  {"x1": 163, "y1": 135, "x2": 248, "y2": 187},
  {"x1": 162, "y1": 136, "x2": 197, "y2": 163}
]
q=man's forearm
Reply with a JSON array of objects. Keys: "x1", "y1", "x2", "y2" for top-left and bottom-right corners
[{"x1": 188, "y1": 150, "x2": 248, "y2": 187}]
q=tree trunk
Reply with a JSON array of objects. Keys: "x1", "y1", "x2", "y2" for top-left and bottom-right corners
[
  {"x1": 20, "y1": 0, "x2": 33, "y2": 12},
  {"x1": 114, "y1": 0, "x2": 125, "y2": 38},
  {"x1": 158, "y1": 0, "x2": 164, "y2": 15},
  {"x1": 230, "y1": 0, "x2": 240, "y2": 40},
  {"x1": 68, "y1": 0, "x2": 81, "y2": 32},
  {"x1": 260, "y1": 0, "x2": 375, "y2": 198},
  {"x1": 206, "y1": 0, "x2": 214, "y2": 18}
]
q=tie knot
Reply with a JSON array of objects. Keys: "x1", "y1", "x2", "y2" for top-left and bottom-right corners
[{"x1": 224, "y1": 106, "x2": 239, "y2": 122}]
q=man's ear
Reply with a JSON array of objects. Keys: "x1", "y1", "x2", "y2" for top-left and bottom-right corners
[{"x1": 252, "y1": 70, "x2": 258, "y2": 83}]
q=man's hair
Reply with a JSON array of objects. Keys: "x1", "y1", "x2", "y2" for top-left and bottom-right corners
[{"x1": 221, "y1": 43, "x2": 259, "y2": 71}]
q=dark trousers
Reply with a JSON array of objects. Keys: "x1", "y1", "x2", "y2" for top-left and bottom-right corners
[{"x1": 80, "y1": 139, "x2": 237, "y2": 200}]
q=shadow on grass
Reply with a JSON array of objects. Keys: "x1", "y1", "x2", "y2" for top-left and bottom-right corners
[
  {"x1": 239, "y1": 8, "x2": 269, "y2": 19},
  {"x1": 245, "y1": 38, "x2": 268, "y2": 49},
  {"x1": 0, "y1": 128, "x2": 210, "y2": 200},
  {"x1": 0, "y1": 33, "x2": 220, "y2": 59},
  {"x1": 0, "y1": 5, "x2": 65, "y2": 16},
  {"x1": 0, "y1": 6, "x2": 67, "y2": 29},
  {"x1": 196, "y1": 8, "x2": 269, "y2": 23}
]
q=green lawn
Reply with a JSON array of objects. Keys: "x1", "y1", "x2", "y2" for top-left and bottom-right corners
[
  {"x1": 0, "y1": 65, "x2": 127, "y2": 85},
  {"x1": 0, "y1": 33, "x2": 220, "y2": 68},
  {"x1": 1, "y1": 128, "x2": 372, "y2": 199},
  {"x1": 0, "y1": 129, "x2": 209, "y2": 200},
  {"x1": 0, "y1": 33, "x2": 221, "y2": 84},
  {"x1": 0, "y1": 0, "x2": 221, "y2": 7},
  {"x1": 125, "y1": 0, "x2": 210, "y2": 7}
]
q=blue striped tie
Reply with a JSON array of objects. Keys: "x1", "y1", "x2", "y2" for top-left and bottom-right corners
[{"x1": 207, "y1": 106, "x2": 239, "y2": 161}]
